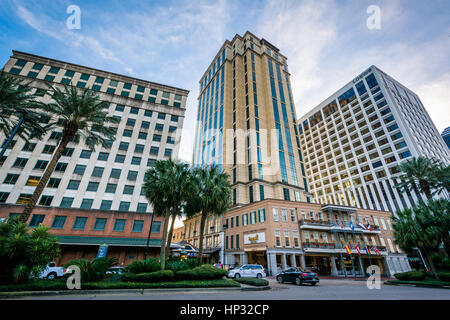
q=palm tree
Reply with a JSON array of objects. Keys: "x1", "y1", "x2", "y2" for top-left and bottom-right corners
[
  {"x1": 186, "y1": 165, "x2": 232, "y2": 262},
  {"x1": 143, "y1": 159, "x2": 194, "y2": 270},
  {"x1": 392, "y1": 203, "x2": 442, "y2": 279},
  {"x1": 393, "y1": 156, "x2": 444, "y2": 200},
  {"x1": 0, "y1": 71, "x2": 47, "y2": 154},
  {"x1": 420, "y1": 198, "x2": 450, "y2": 259},
  {"x1": 18, "y1": 85, "x2": 119, "y2": 223}
]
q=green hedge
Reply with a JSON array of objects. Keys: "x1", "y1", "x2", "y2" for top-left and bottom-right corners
[
  {"x1": 394, "y1": 271, "x2": 426, "y2": 281},
  {"x1": 234, "y1": 278, "x2": 269, "y2": 286},
  {"x1": 0, "y1": 279, "x2": 240, "y2": 292},
  {"x1": 121, "y1": 270, "x2": 174, "y2": 283},
  {"x1": 437, "y1": 272, "x2": 450, "y2": 282},
  {"x1": 125, "y1": 258, "x2": 160, "y2": 274},
  {"x1": 175, "y1": 264, "x2": 228, "y2": 281}
]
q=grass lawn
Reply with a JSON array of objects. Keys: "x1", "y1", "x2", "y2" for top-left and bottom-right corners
[
  {"x1": 0, "y1": 279, "x2": 241, "y2": 292},
  {"x1": 386, "y1": 279, "x2": 450, "y2": 288}
]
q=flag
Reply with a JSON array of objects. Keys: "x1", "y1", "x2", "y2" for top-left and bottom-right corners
[
  {"x1": 349, "y1": 221, "x2": 355, "y2": 231},
  {"x1": 366, "y1": 223, "x2": 372, "y2": 231},
  {"x1": 355, "y1": 244, "x2": 361, "y2": 255},
  {"x1": 373, "y1": 246, "x2": 380, "y2": 256},
  {"x1": 365, "y1": 245, "x2": 371, "y2": 255},
  {"x1": 345, "y1": 244, "x2": 352, "y2": 255},
  {"x1": 340, "y1": 221, "x2": 345, "y2": 229},
  {"x1": 358, "y1": 223, "x2": 366, "y2": 230}
]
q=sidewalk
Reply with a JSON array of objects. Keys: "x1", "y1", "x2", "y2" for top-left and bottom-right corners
[{"x1": 267, "y1": 275, "x2": 394, "y2": 281}]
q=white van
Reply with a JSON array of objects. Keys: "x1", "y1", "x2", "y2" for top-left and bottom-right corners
[{"x1": 227, "y1": 264, "x2": 266, "y2": 279}]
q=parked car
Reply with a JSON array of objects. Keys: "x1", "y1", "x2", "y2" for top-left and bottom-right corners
[
  {"x1": 39, "y1": 262, "x2": 66, "y2": 279},
  {"x1": 106, "y1": 267, "x2": 125, "y2": 275},
  {"x1": 276, "y1": 267, "x2": 319, "y2": 286},
  {"x1": 227, "y1": 264, "x2": 266, "y2": 279}
]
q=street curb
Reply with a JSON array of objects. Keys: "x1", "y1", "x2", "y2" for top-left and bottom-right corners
[
  {"x1": 0, "y1": 285, "x2": 271, "y2": 298},
  {"x1": 384, "y1": 281, "x2": 450, "y2": 290}
]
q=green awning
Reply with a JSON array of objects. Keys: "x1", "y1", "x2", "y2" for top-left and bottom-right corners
[{"x1": 53, "y1": 235, "x2": 162, "y2": 247}]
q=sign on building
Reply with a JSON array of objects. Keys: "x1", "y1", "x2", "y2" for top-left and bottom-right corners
[{"x1": 244, "y1": 232, "x2": 266, "y2": 244}]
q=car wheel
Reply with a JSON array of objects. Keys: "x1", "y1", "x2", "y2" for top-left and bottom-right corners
[
  {"x1": 256, "y1": 273, "x2": 262, "y2": 279},
  {"x1": 277, "y1": 276, "x2": 284, "y2": 284},
  {"x1": 311, "y1": 282, "x2": 317, "y2": 286},
  {"x1": 234, "y1": 273, "x2": 241, "y2": 279},
  {"x1": 47, "y1": 272, "x2": 57, "y2": 280},
  {"x1": 295, "y1": 278, "x2": 302, "y2": 286}
]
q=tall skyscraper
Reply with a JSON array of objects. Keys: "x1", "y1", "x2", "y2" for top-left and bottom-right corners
[
  {"x1": 184, "y1": 35, "x2": 410, "y2": 277},
  {"x1": 298, "y1": 65, "x2": 450, "y2": 213},
  {"x1": 442, "y1": 127, "x2": 450, "y2": 149},
  {"x1": 193, "y1": 31, "x2": 311, "y2": 206},
  {"x1": 0, "y1": 50, "x2": 188, "y2": 265}
]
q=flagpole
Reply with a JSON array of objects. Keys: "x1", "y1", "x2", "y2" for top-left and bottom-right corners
[{"x1": 339, "y1": 210, "x2": 357, "y2": 280}]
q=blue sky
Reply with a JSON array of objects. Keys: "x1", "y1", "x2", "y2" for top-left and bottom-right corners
[{"x1": 1, "y1": 0, "x2": 449, "y2": 163}]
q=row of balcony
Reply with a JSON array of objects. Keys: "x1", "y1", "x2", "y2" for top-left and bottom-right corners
[{"x1": 299, "y1": 219, "x2": 381, "y2": 233}]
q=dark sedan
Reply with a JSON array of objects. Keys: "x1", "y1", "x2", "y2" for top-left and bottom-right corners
[{"x1": 276, "y1": 267, "x2": 319, "y2": 286}]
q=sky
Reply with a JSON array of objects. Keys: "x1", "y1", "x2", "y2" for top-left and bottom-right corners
[{"x1": 1, "y1": 0, "x2": 449, "y2": 227}]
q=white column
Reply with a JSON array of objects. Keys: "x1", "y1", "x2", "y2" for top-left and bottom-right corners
[
  {"x1": 301, "y1": 254, "x2": 306, "y2": 268},
  {"x1": 292, "y1": 254, "x2": 297, "y2": 268},
  {"x1": 282, "y1": 253, "x2": 287, "y2": 269},
  {"x1": 331, "y1": 256, "x2": 338, "y2": 276}
]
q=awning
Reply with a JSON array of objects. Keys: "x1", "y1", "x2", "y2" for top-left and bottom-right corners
[
  {"x1": 244, "y1": 247, "x2": 267, "y2": 252},
  {"x1": 202, "y1": 248, "x2": 221, "y2": 254},
  {"x1": 54, "y1": 235, "x2": 162, "y2": 247}
]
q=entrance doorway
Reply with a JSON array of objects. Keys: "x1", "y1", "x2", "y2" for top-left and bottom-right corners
[{"x1": 247, "y1": 251, "x2": 268, "y2": 271}]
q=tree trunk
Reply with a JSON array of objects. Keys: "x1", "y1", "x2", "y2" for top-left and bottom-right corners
[
  {"x1": 159, "y1": 208, "x2": 171, "y2": 270},
  {"x1": 19, "y1": 133, "x2": 74, "y2": 223},
  {"x1": 423, "y1": 249, "x2": 439, "y2": 280},
  {"x1": 443, "y1": 232, "x2": 450, "y2": 259},
  {"x1": 421, "y1": 183, "x2": 432, "y2": 201},
  {"x1": 165, "y1": 212, "x2": 177, "y2": 259},
  {"x1": 197, "y1": 212, "x2": 207, "y2": 264}
]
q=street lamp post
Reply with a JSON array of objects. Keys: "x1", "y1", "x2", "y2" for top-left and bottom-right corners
[{"x1": 0, "y1": 114, "x2": 25, "y2": 158}]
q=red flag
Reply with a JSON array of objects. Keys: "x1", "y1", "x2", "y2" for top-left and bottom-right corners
[{"x1": 355, "y1": 245, "x2": 361, "y2": 255}]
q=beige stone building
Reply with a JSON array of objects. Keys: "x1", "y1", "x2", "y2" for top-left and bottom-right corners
[{"x1": 184, "y1": 32, "x2": 410, "y2": 277}]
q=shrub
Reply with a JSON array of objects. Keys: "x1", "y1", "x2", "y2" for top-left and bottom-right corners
[
  {"x1": 125, "y1": 258, "x2": 160, "y2": 274},
  {"x1": 234, "y1": 278, "x2": 269, "y2": 286},
  {"x1": 0, "y1": 219, "x2": 60, "y2": 284},
  {"x1": 121, "y1": 270, "x2": 174, "y2": 283},
  {"x1": 64, "y1": 257, "x2": 118, "y2": 282},
  {"x1": 176, "y1": 264, "x2": 228, "y2": 281},
  {"x1": 166, "y1": 260, "x2": 190, "y2": 272},
  {"x1": 437, "y1": 272, "x2": 450, "y2": 282},
  {"x1": 394, "y1": 271, "x2": 426, "y2": 281},
  {"x1": 431, "y1": 253, "x2": 450, "y2": 271}
]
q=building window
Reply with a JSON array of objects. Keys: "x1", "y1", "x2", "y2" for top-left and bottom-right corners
[
  {"x1": 123, "y1": 185, "x2": 134, "y2": 195},
  {"x1": 39, "y1": 195, "x2": 53, "y2": 206},
  {"x1": 86, "y1": 182, "x2": 99, "y2": 192},
  {"x1": 258, "y1": 209, "x2": 266, "y2": 223},
  {"x1": 13, "y1": 157, "x2": 28, "y2": 168},
  {"x1": 283, "y1": 188, "x2": 290, "y2": 201},
  {"x1": 110, "y1": 168, "x2": 121, "y2": 179},
  {"x1": 281, "y1": 208, "x2": 288, "y2": 222},
  {"x1": 273, "y1": 208, "x2": 279, "y2": 222},
  {"x1": 284, "y1": 230, "x2": 290, "y2": 247},
  {"x1": 29, "y1": 214, "x2": 45, "y2": 227},
  {"x1": 73, "y1": 217, "x2": 88, "y2": 230},
  {"x1": 91, "y1": 167, "x2": 104, "y2": 177},
  {"x1": 98, "y1": 152, "x2": 109, "y2": 161},
  {"x1": 80, "y1": 150, "x2": 92, "y2": 159},
  {"x1": 3, "y1": 173, "x2": 20, "y2": 184},
  {"x1": 51, "y1": 216, "x2": 67, "y2": 229},
  {"x1": 136, "y1": 203, "x2": 147, "y2": 213},
  {"x1": 132, "y1": 220, "x2": 144, "y2": 233},
  {"x1": 151, "y1": 221, "x2": 161, "y2": 233},
  {"x1": 118, "y1": 201, "x2": 130, "y2": 212},
  {"x1": 275, "y1": 230, "x2": 281, "y2": 247},
  {"x1": 73, "y1": 164, "x2": 87, "y2": 175},
  {"x1": 16, "y1": 194, "x2": 32, "y2": 205},
  {"x1": 60, "y1": 197, "x2": 74, "y2": 208},
  {"x1": 127, "y1": 170, "x2": 138, "y2": 181},
  {"x1": 80, "y1": 199, "x2": 94, "y2": 209},
  {"x1": 113, "y1": 219, "x2": 126, "y2": 232},
  {"x1": 93, "y1": 218, "x2": 107, "y2": 231},
  {"x1": 100, "y1": 200, "x2": 112, "y2": 210},
  {"x1": 115, "y1": 154, "x2": 126, "y2": 163}
]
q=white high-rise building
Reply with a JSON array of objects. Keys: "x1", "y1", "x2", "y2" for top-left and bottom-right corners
[
  {"x1": 298, "y1": 65, "x2": 450, "y2": 213},
  {"x1": 0, "y1": 50, "x2": 189, "y2": 213}
]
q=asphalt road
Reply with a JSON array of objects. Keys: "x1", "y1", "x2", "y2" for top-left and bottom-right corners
[{"x1": 9, "y1": 279, "x2": 450, "y2": 300}]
